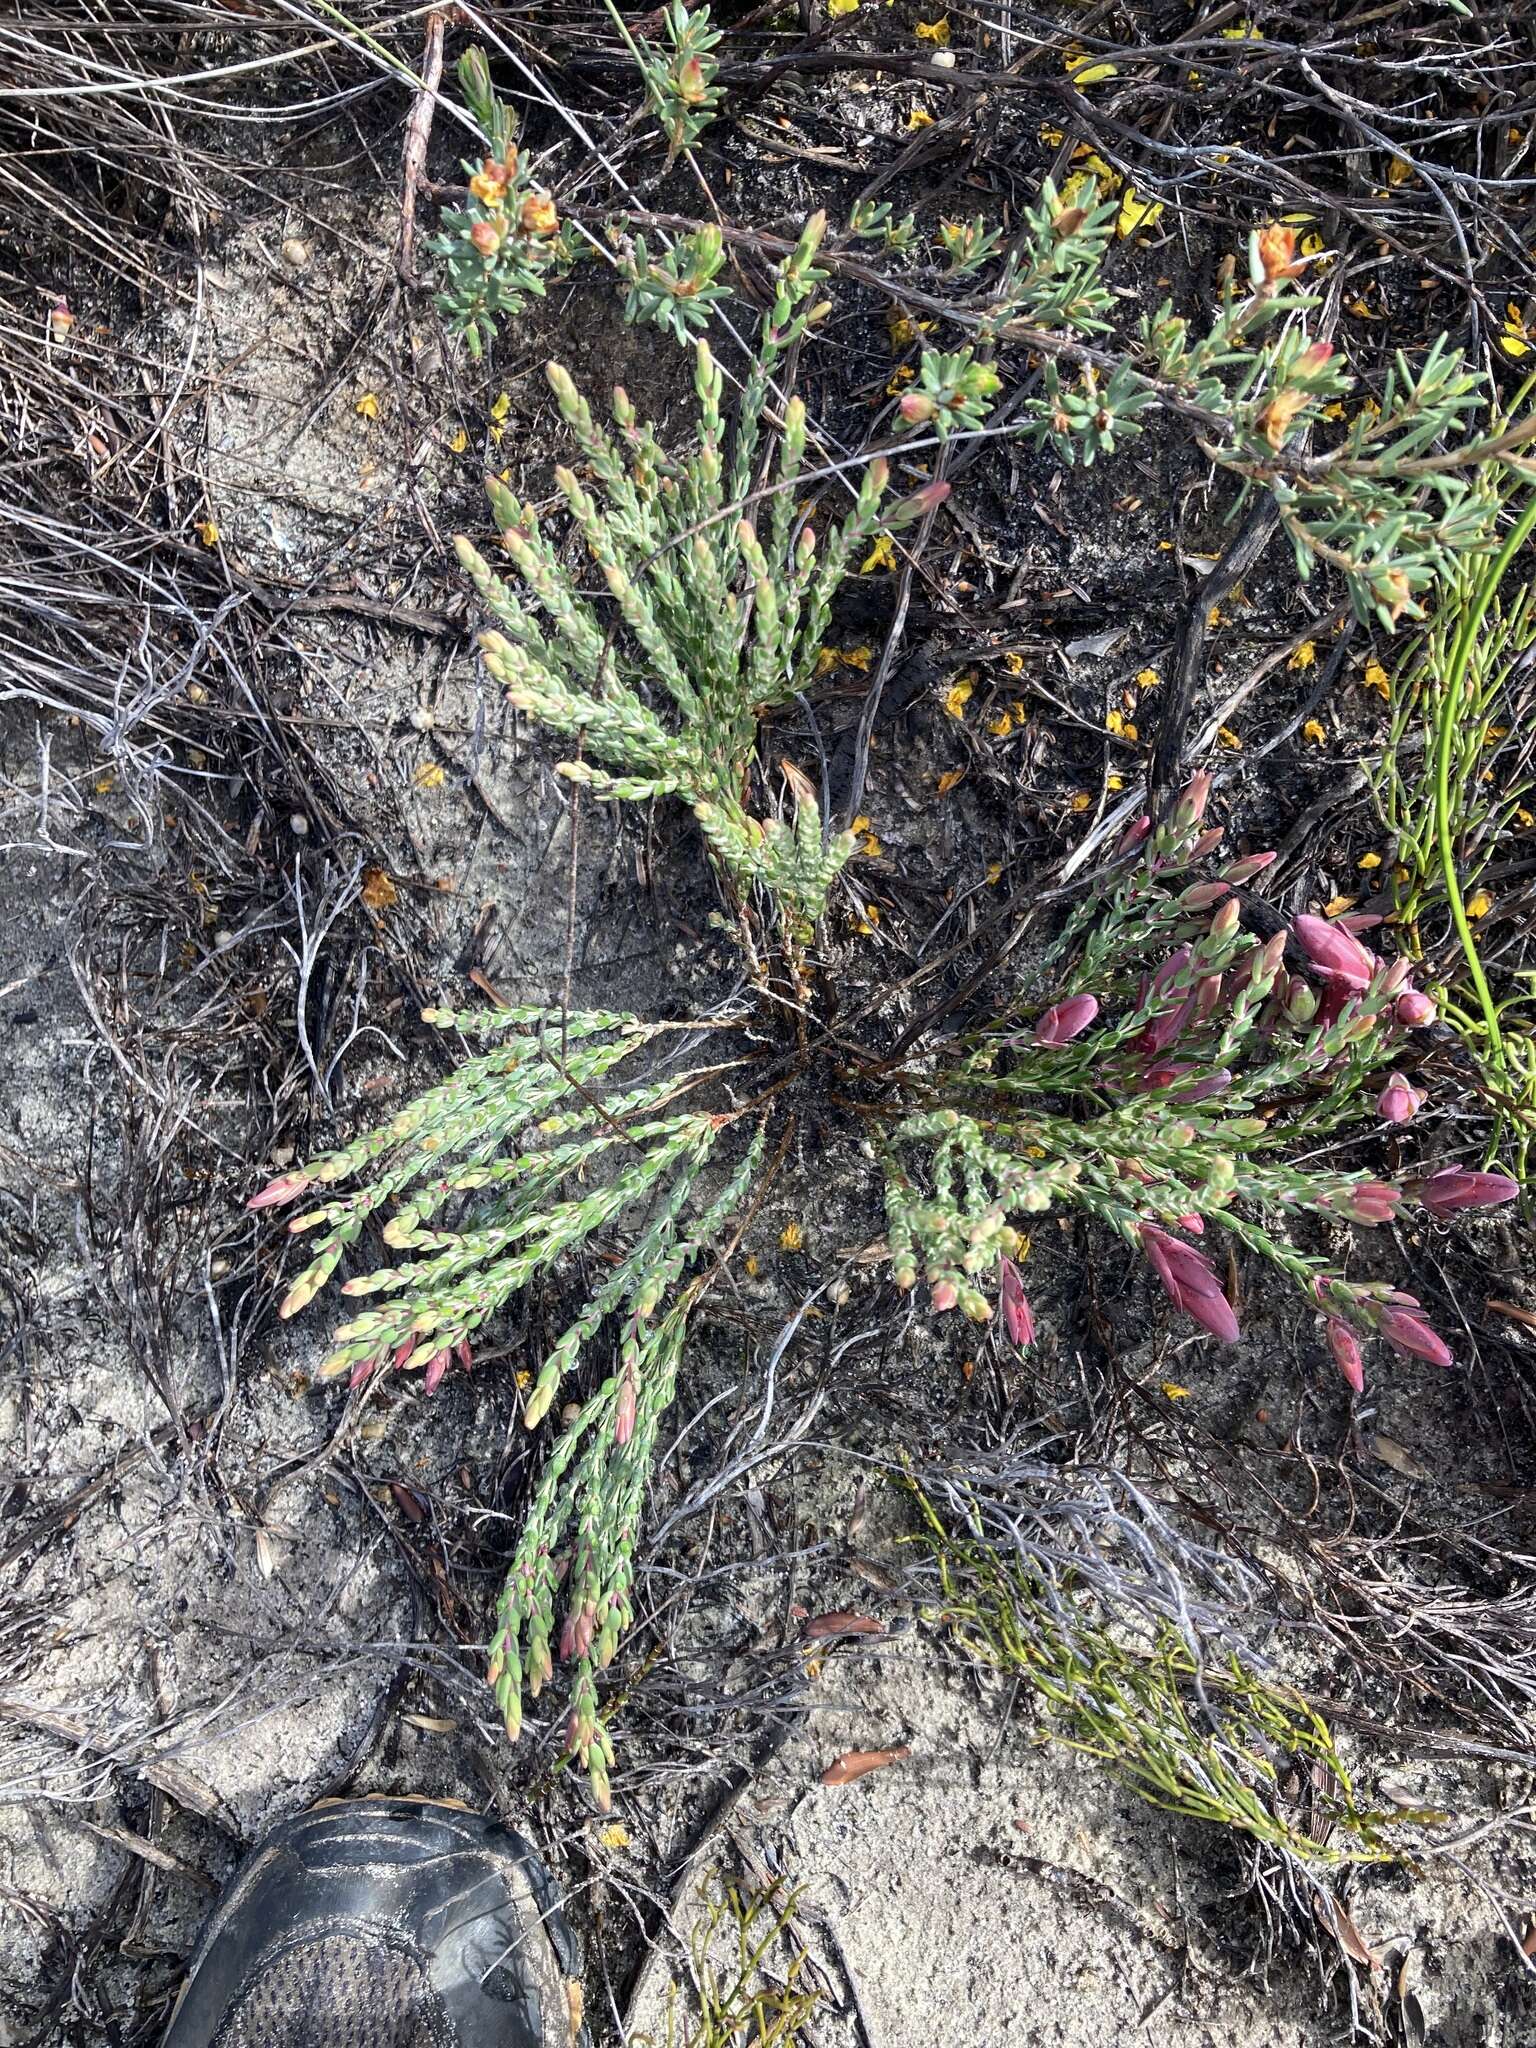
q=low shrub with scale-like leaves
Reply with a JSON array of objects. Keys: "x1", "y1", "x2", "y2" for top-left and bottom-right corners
[
  {"x1": 454, "y1": 213, "x2": 947, "y2": 934},
  {"x1": 880, "y1": 773, "x2": 1517, "y2": 1389},
  {"x1": 251, "y1": 1003, "x2": 763, "y2": 1807}
]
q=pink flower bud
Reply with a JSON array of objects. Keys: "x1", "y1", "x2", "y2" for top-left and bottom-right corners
[
  {"x1": 931, "y1": 1280, "x2": 959, "y2": 1312},
  {"x1": 1417, "y1": 1167, "x2": 1520, "y2": 1217},
  {"x1": 1379, "y1": 1306, "x2": 1454, "y2": 1370},
  {"x1": 1376, "y1": 1071, "x2": 1423, "y2": 1124},
  {"x1": 249, "y1": 1170, "x2": 313, "y2": 1210},
  {"x1": 1209, "y1": 897, "x2": 1242, "y2": 941},
  {"x1": 1032, "y1": 993, "x2": 1099, "y2": 1047},
  {"x1": 1191, "y1": 827, "x2": 1226, "y2": 861},
  {"x1": 456, "y1": 1339, "x2": 474, "y2": 1372},
  {"x1": 1326, "y1": 1318, "x2": 1363, "y2": 1393},
  {"x1": 999, "y1": 1257, "x2": 1035, "y2": 1349},
  {"x1": 1337, "y1": 912, "x2": 1384, "y2": 937},
  {"x1": 1336, "y1": 1180, "x2": 1401, "y2": 1226},
  {"x1": 1173, "y1": 772, "x2": 1212, "y2": 830},
  {"x1": 1139, "y1": 1224, "x2": 1240, "y2": 1343},
  {"x1": 349, "y1": 1353, "x2": 380, "y2": 1390},
  {"x1": 423, "y1": 1348, "x2": 449, "y2": 1394},
  {"x1": 615, "y1": 1369, "x2": 637, "y2": 1446},
  {"x1": 898, "y1": 391, "x2": 938, "y2": 424},
  {"x1": 1116, "y1": 814, "x2": 1152, "y2": 857},
  {"x1": 1180, "y1": 882, "x2": 1231, "y2": 911},
  {"x1": 1220, "y1": 851, "x2": 1277, "y2": 885},
  {"x1": 1395, "y1": 989, "x2": 1437, "y2": 1028},
  {"x1": 1294, "y1": 913, "x2": 1375, "y2": 990}
]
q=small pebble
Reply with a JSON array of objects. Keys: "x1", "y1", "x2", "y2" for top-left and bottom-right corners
[
  {"x1": 281, "y1": 237, "x2": 312, "y2": 271},
  {"x1": 289, "y1": 813, "x2": 310, "y2": 836},
  {"x1": 930, "y1": 49, "x2": 956, "y2": 68}
]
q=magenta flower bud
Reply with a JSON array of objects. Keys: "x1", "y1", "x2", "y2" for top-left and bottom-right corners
[
  {"x1": 1176, "y1": 1213, "x2": 1204, "y2": 1234},
  {"x1": 1190, "y1": 826, "x2": 1226, "y2": 861},
  {"x1": 1116, "y1": 814, "x2": 1152, "y2": 857},
  {"x1": 1395, "y1": 989, "x2": 1437, "y2": 1028},
  {"x1": 999, "y1": 1256, "x2": 1035, "y2": 1349},
  {"x1": 1337, "y1": 912, "x2": 1384, "y2": 937},
  {"x1": 248, "y1": 1169, "x2": 313, "y2": 1210},
  {"x1": 1417, "y1": 1167, "x2": 1520, "y2": 1217},
  {"x1": 349, "y1": 1353, "x2": 380, "y2": 1390},
  {"x1": 1326, "y1": 1318, "x2": 1364, "y2": 1393},
  {"x1": 1294, "y1": 913, "x2": 1375, "y2": 990},
  {"x1": 1336, "y1": 1180, "x2": 1401, "y2": 1226},
  {"x1": 1220, "y1": 851, "x2": 1277, "y2": 885},
  {"x1": 456, "y1": 1339, "x2": 474, "y2": 1371},
  {"x1": 931, "y1": 1280, "x2": 959, "y2": 1312},
  {"x1": 1379, "y1": 957, "x2": 1413, "y2": 996},
  {"x1": 1180, "y1": 881, "x2": 1231, "y2": 911},
  {"x1": 1379, "y1": 1306, "x2": 1454, "y2": 1370},
  {"x1": 1032, "y1": 993, "x2": 1100, "y2": 1046},
  {"x1": 1376, "y1": 1071, "x2": 1423, "y2": 1125},
  {"x1": 423, "y1": 1348, "x2": 449, "y2": 1394}
]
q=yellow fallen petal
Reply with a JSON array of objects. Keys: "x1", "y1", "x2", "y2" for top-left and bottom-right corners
[
  {"x1": 1288, "y1": 640, "x2": 1317, "y2": 671},
  {"x1": 489, "y1": 391, "x2": 511, "y2": 422},
  {"x1": 1039, "y1": 122, "x2": 1065, "y2": 146},
  {"x1": 942, "y1": 677, "x2": 973, "y2": 719},
  {"x1": 1070, "y1": 790, "x2": 1092, "y2": 812},
  {"x1": 195, "y1": 518, "x2": 220, "y2": 546},
  {"x1": 413, "y1": 760, "x2": 446, "y2": 789},
  {"x1": 1070, "y1": 59, "x2": 1118, "y2": 83},
  {"x1": 355, "y1": 392, "x2": 380, "y2": 419},
  {"x1": 598, "y1": 1823, "x2": 631, "y2": 1849},
  {"x1": 1217, "y1": 725, "x2": 1242, "y2": 750},
  {"x1": 1135, "y1": 668, "x2": 1160, "y2": 689},
  {"x1": 447, "y1": 425, "x2": 468, "y2": 453},
  {"x1": 1363, "y1": 660, "x2": 1390, "y2": 698},
  {"x1": 860, "y1": 534, "x2": 897, "y2": 573},
  {"x1": 860, "y1": 831, "x2": 884, "y2": 856},
  {"x1": 1386, "y1": 156, "x2": 1414, "y2": 185},
  {"x1": 844, "y1": 645, "x2": 873, "y2": 671},
  {"x1": 1357, "y1": 851, "x2": 1383, "y2": 870},
  {"x1": 905, "y1": 106, "x2": 935, "y2": 130},
  {"x1": 1303, "y1": 718, "x2": 1327, "y2": 743},
  {"x1": 1466, "y1": 889, "x2": 1493, "y2": 919},
  {"x1": 779, "y1": 1221, "x2": 804, "y2": 1251},
  {"x1": 937, "y1": 766, "x2": 966, "y2": 794},
  {"x1": 1117, "y1": 187, "x2": 1164, "y2": 238},
  {"x1": 1160, "y1": 1381, "x2": 1191, "y2": 1400},
  {"x1": 914, "y1": 15, "x2": 949, "y2": 43},
  {"x1": 1003, "y1": 651, "x2": 1025, "y2": 675},
  {"x1": 988, "y1": 710, "x2": 1014, "y2": 737}
]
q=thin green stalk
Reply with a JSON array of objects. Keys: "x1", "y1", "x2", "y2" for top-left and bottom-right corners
[{"x1": 1431, "y1": 483, "x2": 1536, "y2": 1063}]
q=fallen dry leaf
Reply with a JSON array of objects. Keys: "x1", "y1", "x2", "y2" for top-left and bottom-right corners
[
  {"x1": 821, "y1": 1745, "x2": 910, "y2": 1785},
  {"x1": 803, "y1": 1610, "x2": 886, "y2": 1640}
]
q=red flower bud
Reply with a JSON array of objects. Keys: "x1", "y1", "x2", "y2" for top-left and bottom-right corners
[{"x1": 249, "y1": 1170, "x2": 313, "y2": 1210}]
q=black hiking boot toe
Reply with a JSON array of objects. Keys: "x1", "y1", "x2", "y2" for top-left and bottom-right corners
[{"x1": 162, "y1": 1796, "x2": 583, "y2": 2048}]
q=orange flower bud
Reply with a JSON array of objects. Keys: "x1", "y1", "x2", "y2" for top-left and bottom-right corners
[
  {"x1": 1252, "y1": 224, "x2": 1302, "y2": 287},
  {"x1": 675, "y1": 55, "x2": 708, "y2": 104},
  {"x1": 1052, "y1": 204, "x2": 1088, "y2": 239},
  {"x1": 469, "y1": 218, "x2": 502, "y2": 257},
  {"x1": 519, "y1": 191, "x2": 559, "y2": 237},
  {"x1": 1259, "y1": 387, "x2": 1308, "y2": 449}
]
